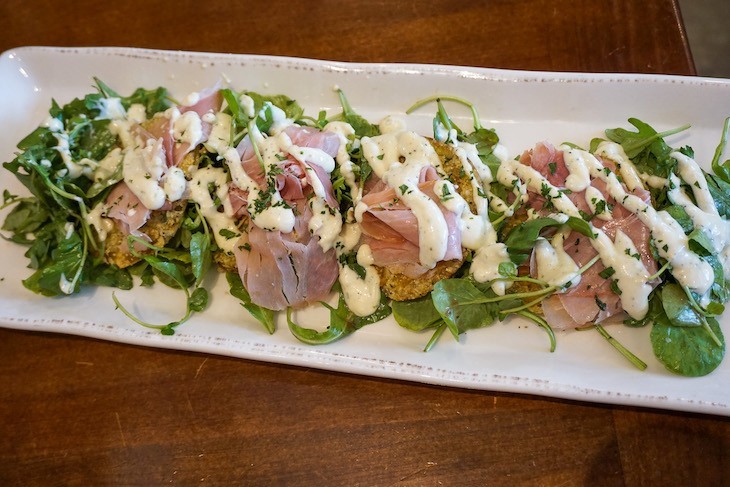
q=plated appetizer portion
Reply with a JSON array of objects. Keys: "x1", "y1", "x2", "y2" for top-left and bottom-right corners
[{"x1": 2, "y1": 79, "x2": 729, "y2": 377}]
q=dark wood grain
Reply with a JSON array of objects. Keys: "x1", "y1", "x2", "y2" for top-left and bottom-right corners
[{"x1": 1, "y1": 0, "x2": 725, "y2": 485}]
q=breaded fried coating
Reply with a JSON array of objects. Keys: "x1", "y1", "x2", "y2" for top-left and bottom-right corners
[{"x1": 378, "y1": 139, "x2": 476, "y2": 301}]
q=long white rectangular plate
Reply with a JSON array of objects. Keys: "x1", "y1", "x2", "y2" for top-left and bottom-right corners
[{"x1": 1, "y1": 46, "x2": 729, "y2": 415}]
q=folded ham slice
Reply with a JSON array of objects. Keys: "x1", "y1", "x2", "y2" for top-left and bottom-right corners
[
  {"x1": 230, "y1": 125, "x2": 340, "y2": 310},
  {"x1": 105, "y1": 181, "x2": 151, "y2": 241},
  {"x1": 359, "y1": 166, "x2": 462, "y2": 278},
  {"x1": 233, "y1": 200, "x2": 339, "y2": 310},
  {"x1": 520, "y1": 142, "x2": 659, "y2": 329}
]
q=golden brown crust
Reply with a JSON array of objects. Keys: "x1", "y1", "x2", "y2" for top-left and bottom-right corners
[
  {"x1": 377, "y1": 139, "x2": 474, "y2": 301},
  {"x1": 213, "y1": 250, "x2": 238, "y2": 273},
  {"x1": 104, "y1": 199, "x2": 187, "y2": 268}
]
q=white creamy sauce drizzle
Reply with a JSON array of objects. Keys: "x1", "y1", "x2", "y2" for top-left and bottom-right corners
[
  {"x1": 108, "y1": 103, "x2": 146, "y2": 149},
  {"x1": 195, "y1": 102, "x2": 343, "y2": 259},
  {"x1": 85, "y1": 201, "x2": 114, "y2": 241},
  {"x1": 359, "y1": 129, "x2": 448, "y2": 268},
  {"x1": 337, "y1": 224, "x2": 381, "y2": 317},
  {"x1": 167, "y1": 107, "x2": 204, "y2": 148},
  {"x1": 95, "y1": 97, "x2": 127, "y2": 121},
  {"x1": 560, "y1": 145, "x2": 592, "y2": 192},
  {"x1": 239, "y1": 94, "x2": 256, "y2": 118},
  {"x1": 455, "y1": 141, "x2": 512, "y2": 294},
  {"x1": 534, "y1": 229, "x2": 581, "y2": 288},
  {"x1": 122, "y1": 139, "x2": 168, "y2": 210},
  {"x1": 44, "y1": 118, "x2": 96, "y2": 179},
  {"x1": 204, "y1": 112, "x2": 232, "y2": 155},
  {"x1": 668, "y1": 151, "x2": 730, "y2": 279},
  {"x1": 499, "y1": 143, "x2": 722, "y2": 319},
  {"x1": 356, "y1": 117, "x2": 513, "y2": 297},
  {"x1": 324, "y1": 121, "x2": 360, "y2": 203},
  {"x1": 189, "y1": 166, "x2": 238, "y2": 253},
  {"x1": 584, "y1": 186, "x2": 612, "y2": 221},
  {"x1": 58, "y1": 273, "x2": 74, "y2": 295},
  {"x1": 59, "y1": 89, "x2": 725, "y2": 324},
  {"x1": 594, "y1": 141, "x2": 644, "y2": 191}
]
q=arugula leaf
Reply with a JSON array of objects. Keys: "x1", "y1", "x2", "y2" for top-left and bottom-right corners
[
  {"x1": 465, "y1": 127, "x2": 501, "y2": 174},
  {"x1": 336, "y1": 89, "x2": 380, "y2": 137},
  {"x1": 605, "y1": 118, "x2": 685, "y2": 178},
  {"x1": 705, "y1": 171, "x2": 730, "y2": 219},
  {"x1": 605, "y1": 118, "x2": 689, "y2": 159},
  {"x1": 710, "y1": 117, "x2": 730, "y2": 183},
  {"x1": 664, "y1": 205, "x2": 693, "y2": 232},
  {"x1": 245, "y1": 92, "x2": 305, "y2": 124},
  {"x1": 2, "y1": 199, "x2": 50, "y2": 243},
  {"x1": 288, "y1": 284, "x2": 391, "y2": 345},
  {"x1": 431, "y1": 279, "x2": 499, "y2": 339},
  {"x1": 22, "y1": 227, "x2": 84, "y2": 296},
  {"x1": 392, "y1": 295, "x2": 442, "y2": 331},
  {"x1": 87, "y1": 263, "x2": 133, "y2": 290},
  {"x1": 497, "y1": 261, "x2": 517, "y2": 278},
  {"x1": 660, "y1": 284, "x2": 702, "y2": 327},
  {"x1": 123, "y1": 86, "x2": 171, "y2": 117},
  {"x1": 188, "y1": 287, "x2": 209, "y2": 312},
  {"x1": 189, "y1": 232, "x2": 211, "y2": 287},
  {"x1": 504, "y1": 216, "x2": 593, "y2": 263},
  {"x1": 651, "y1": 317, "x2": 725, "y2": 377},
  {"x1": 226, "y1": 272, "x2": 276, "y2": 334},
  {"x1": 338, "y1": 251, "x2": 366, "y2": 279},
  {"x1": 688, "y1": 228, "x2": 715, "y2": 256}
]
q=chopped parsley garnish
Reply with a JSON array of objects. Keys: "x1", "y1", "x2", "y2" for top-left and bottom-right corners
[
  {"x1": 599, "y1": 267, "x2": 616, "y2": 279},
  {"x1": 219, "y1": 229, "x2": 239, "y2": 240}
]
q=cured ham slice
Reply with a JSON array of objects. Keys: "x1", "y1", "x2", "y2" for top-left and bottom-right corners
[
  {"x1": 359, "y1": 166, "x2": 462, "y2": 278},
  {"x1": 105, "y1": 181, "x2": 150, "y2": 238},
  {"x1": 519, "y1": 142, "x2": 659, "y2": 328},
  {"x1": 236, "y1": 127, "x2": 339, "y2": 209},
  {"x1": 230, "y1": 125, "x2": 341, "y2": 310},
  {"x1": 141, "y1": 87, "x2": 222, "y2": 167},
  {"x1": 233, "y1": 201, "x2": 339, "y2": 310}
]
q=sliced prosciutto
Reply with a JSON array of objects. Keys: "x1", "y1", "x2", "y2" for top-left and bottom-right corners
[
  {"x1": 144, "y1": 87, "x2": 223, "y2": 167},
  {"x1": 359, "y1": 166, "x2": 462, "y2": 278},
  {"x1": 230, "y1": 125, "x2": 341, "y2": 310},
  {"x1": 105, "y1": 181, "x2": 150, "y2": 238},
  {"x1": 236, "y1": 126, "x2": 340, "y2": 209},
  {"x1": 520, "y1": 142, "x2": 659, "y2": 329},
  {"x1": 233, "y1": 200, "x2": 339, "y2": 310}
]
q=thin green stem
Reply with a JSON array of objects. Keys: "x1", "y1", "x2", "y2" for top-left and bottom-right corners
[
  {"x1": 423, "y1": 322, "x2": 447, "y2": 352},
  {"x1": 515, "y1": 310, "x2": 556, "y2": 352},
  {"x1": 0, "y1": 196, "x2": 33, "y2": 211},
  {"x1": 646, "y1": 260, "x2": 671, "y2": 282},
  {"x1": 406, "y1": 95, "x2": 482, "y2": 130},
  {"x1": 594, "y1": 323, "x2": 647, "y2": 370},
  {"x1": 682, "y1": 285, "x2": 714, "y2": 318},
  {"x1": 499, "y1": 294, "x2": 548, "y2": 315},
  {"x1": 248, "y1": 119, "x2": 266, "y2": 173},
  {"x1": 65, "y1": 227, "x2": 89, "y2": 294},
  {"x1": 461, "y1": 284, "x2": 556, "y2": 305},
  {"x1": 711, "y1": 117, "x2": 730, "y2": 168},
  {"x1": 112, "y1": 292, "x2": 166, "y2": 330},
  {"x1": 701, "y1": 318, "x2": 723, "y2": 348},
  {"x1": 465, "y1": 255, "x2": 600, "y2": 306}
]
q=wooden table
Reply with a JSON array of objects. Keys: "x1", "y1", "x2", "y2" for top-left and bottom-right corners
[{"x1": 1, "y1": 1, "x2": 727, "y2": 485}]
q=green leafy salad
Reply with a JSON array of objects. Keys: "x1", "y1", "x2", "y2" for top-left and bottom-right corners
[{"x1": 2, "y1": 79, "x2": 730, "y2": 377}]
